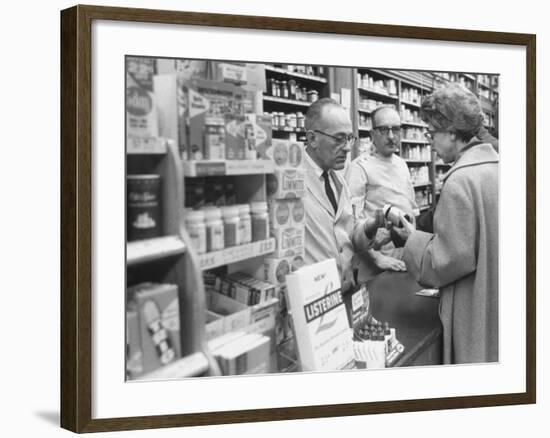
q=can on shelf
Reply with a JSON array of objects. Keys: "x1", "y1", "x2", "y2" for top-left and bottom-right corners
[{"x1": 127, "y1": 174, "x2": 162, "y2": 241}]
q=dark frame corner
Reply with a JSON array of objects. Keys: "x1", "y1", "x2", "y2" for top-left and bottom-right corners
[{"x1": 60, "y1": 4, "x2": 536, "y2": 433}]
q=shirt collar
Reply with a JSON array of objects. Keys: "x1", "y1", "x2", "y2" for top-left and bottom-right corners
[{"x1": 305, "y1": 149, "x2": 325, "y2": 180}]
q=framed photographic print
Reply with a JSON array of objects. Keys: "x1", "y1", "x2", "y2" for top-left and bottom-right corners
[{"x1": 60, "y1": 4, "x2": 536, "y2": 433}]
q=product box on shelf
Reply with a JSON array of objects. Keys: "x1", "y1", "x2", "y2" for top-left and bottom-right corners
[
  {"x1": 244, "y1": 113, "x2": 273, "y2": 160},
  {"x1": 126, "y1": 304, "x2": 144, "y2": 379},
  {"x1": 154, "y1": 75, "x2": 242, "y2": 160},
  {"x1": 270, "y1": 225, "x2": 306, "y2": 258},
  {"x1": 205, "y1": 290, "x2": 278, "y2": 352},
  {"x1": 212, "y1": 333, "x2": 271, "y2": 375},
  {"x1": 266, "y1": 168, "x2": 306, "y2": 199},
  {"x1": 264, "y1": 139, "x2": 304, "y2": 168},
  {"x1": 126, "y1": 56, "x2": 156, "y2": 91},
  {"x1": 129, "y1": 283, "x2": 181, "y2": 374},
  {"x1": 268, "y1": 198, "x2": 305, "y2": 229},
  {"x1": 262, "y1": 252, "x2": 306, "y2": 288},
  {"x1": 126, "y1": 74, "x2": 159, "y2": 140},
  {"x1": 224, "y1": 113, "x2": 246, "y2": 160},
  {"x1": 215, "y1": 62, "x2": 248, "y2": 85},
  {"x1": 285, "y1": 259, "x2": 354, "y2": 372}
]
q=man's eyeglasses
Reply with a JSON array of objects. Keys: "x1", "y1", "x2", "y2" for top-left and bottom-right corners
[
  {"x1": 312, "y1": 130, "x2": 357, "y2": 146},
  {"x1": 373, "y1": 125, "x2": 402, "y2": 136}
]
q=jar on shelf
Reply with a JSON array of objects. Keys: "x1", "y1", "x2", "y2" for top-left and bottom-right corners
[
  {"x1": 127, "y1": 175, "x2": 162, "y2": 242},
  {"x1": 185, "y1": 209, "x2": 206, "y2": 254},
  {"x1": 250, "y1": 201, "x2": 269, "y2": 242},
  {"x1": 237, "y1": 204, "x2": 252, "y2": 244},
  {"x1": 203, "y1": 207, "x2": 225, "y2": 252},
  {"x1": 221, "y1": 205, "x2": 240, "y2": 247},
  {"x1": 307, "y1": 90, "x2": 319, "y2": 103}
]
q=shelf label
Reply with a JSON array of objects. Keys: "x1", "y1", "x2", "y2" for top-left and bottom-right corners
[
  {"x1": 192, "y1": 161, "x2": 227, "y2": 176},
  {"x1": 199, "y1": 239, "x2": 276, "y2": 270}
]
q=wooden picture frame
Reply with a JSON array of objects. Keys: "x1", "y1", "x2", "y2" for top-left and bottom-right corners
[{"x1": 60, "y1": 4, "x2": 536, "y2": 433}]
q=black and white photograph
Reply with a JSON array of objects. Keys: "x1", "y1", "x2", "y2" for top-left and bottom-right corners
[{"x1": 125, "y1": 56, "x2": 499, "y2": 380}]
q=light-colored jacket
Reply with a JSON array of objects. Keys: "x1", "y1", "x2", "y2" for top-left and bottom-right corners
[
  {"x1": 303, "y1": 155, "x2": 373, "y2": 292},
  {"x1": 403, "y1": 142, "x2": 499, "y2": 364}
]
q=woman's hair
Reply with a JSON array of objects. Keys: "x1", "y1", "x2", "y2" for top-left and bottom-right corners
[{"x1": 421, "y1": 82, "x2": 484, "y2": 143}]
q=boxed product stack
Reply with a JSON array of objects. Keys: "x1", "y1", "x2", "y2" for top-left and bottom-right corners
[
  {"x1": 154, "y1": 74, "x2": 271, "y2": 162},
  {"x1": 262, "y1": 139, "x2": 307, "y2": 347},
  {"x1": 126, "y1": 57, "x2": 161, "y2": 150},
  {"x1": 126, "y1": 283, "x2": 181, "y2": 379}
]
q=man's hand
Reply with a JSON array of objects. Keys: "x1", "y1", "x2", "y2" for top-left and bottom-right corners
[
  {"x1": 372, "y1": 228, "x2": 392, "y2": 250},
  {"x1": 372, "y1": 252, "x2": 407, "y2": 271},
  {"x1": 363, "y1": 209, "x2": 385, "y2": 239}
]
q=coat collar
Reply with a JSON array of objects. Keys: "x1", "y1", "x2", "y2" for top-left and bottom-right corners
[
  {"x1": 442, "y1": 142, "x2": 499, "y2": 182},
  {"x1": 304, "y1": 152, "x2": 345, "y2": 220}
]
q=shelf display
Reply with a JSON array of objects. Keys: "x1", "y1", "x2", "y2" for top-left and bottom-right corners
[{"x1": 125, "y1": 58, "x2": 498, "y2": 379}]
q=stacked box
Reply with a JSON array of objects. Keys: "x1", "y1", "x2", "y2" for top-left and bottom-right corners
[
  {"x1": 212, "y1": 333, "x2": 271, "y2": 376},
  {"x1": 224, "y1": 113, "x2": 246, "y2": 160},
  {"x1": 244, "y1": 113, "x2": 273, "y2": 160},
  {"x1": 126, "y1": 302, "x2": 143, "y2": 380},
  {"x1": 154, "y1": 75, "x2": 242, "y2": 161},
  {"x1": 128, "y1": 283, "x2": 181, "y2": 375},
  {"x1": 126, "y1": 73, "x2": 159, "y2": 140},
  {"x1": 261, "y1": 140, "x2": 307, "y2": 347}
]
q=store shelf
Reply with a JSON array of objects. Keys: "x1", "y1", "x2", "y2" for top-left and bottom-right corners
[
  {"x1": 401, "y1": 139, "x2": 430, "y2": 145},
  {"x1": 419, "y1": 205, "x2": 431, "y2": 212},
  {"x1": 272, "y1": 127, "x2": 306, "y2": 134},
  {"x1": 435, "y1": 162, "x2": 452, "y2": 167},
  {"x1": 263, "y1": 95, "x2": 312, "y2": 107},
  {"x1": 198, "y1": 238, "x2": 276, "y2": 270},
  {"x1": 401, "y1": 121, "x2": 427, "y2": 128},
  {"x1": 400, "y1": 100, "x2": 421, "y2": 108},
  {"x1": 358, "y1": 126, "x2": 371, "y2": 132},
  {"x1": 264, "y1": 65, "x2": 328, "y2": 83},
  {"x1": 127, "y1": 235, "x2": 186, "y2": 266},
  {"x1": 357, "y1": 107, "x2": 373, "y2": 115},
  {"x1": 462, "y1": 73, "x2": 476, "y2": 81},
  {"x1": 413, "y1": 182, "x2": 431, "y2": 188},
  {"x1": 183, "y1": 160, "x2": 274, "y2": 177},
  {"x1": 127, "y1": 136, "x2": 170, "y2": 155},
  {"x1": 358, "y1": 86, "x2": 398, "y2": 100}
]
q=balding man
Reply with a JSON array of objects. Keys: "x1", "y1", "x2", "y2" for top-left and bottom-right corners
[
  {"x1": 303, "y1": 98, "x2": 384, "y2": 292},
  {"x1": 346, "y1": 105, "x2": 418, "y2": 282}
]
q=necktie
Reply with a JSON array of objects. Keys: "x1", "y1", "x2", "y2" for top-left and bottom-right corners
[{"x1": 322, "y1": 170, "x2": 338, "y2": 214}]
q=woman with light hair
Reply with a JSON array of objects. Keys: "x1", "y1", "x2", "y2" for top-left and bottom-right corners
[{"x1": 395, "y1": 82, "x2": 499, "y2": 364}]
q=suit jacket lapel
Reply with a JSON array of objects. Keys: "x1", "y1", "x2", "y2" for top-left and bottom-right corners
[
  {"x1": 330, "y1": 170, "x2": 345, "y2": 222},
  {"x1": 305, "y1": 158, "x2": 335, "y2": 217}
]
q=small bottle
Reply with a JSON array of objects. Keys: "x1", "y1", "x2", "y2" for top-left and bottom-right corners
[
  {"x1": 221, "y1": 206, "x2": 240, "y2": 248},
  {"x1": 203, "y1": 117, "x2": 225, "y2": 160},
  {"x1": 237, "y1": 204, "x2": 252, "y2": 244},
  {"x1": 184, "y1": 209, "x2": 206, "y2": 254},
  {"x1": 203, "y1": 207, "x2": 225, "y2": 252},
  {"x1": 288, "y1": 79, "x2": 297, "y2": 100},
  {"x1": 296, "y1": 112, "x2": 305, "y2": 129},
  {"x1": 250, "y1": 201, "x2": 269, "y2": 242},
  {"x1": 281, "y1": 80, "x2": 289, "y2": 99}
]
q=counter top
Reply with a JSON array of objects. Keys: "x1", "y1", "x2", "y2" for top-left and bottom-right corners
[{"x1": 367, "y1": 271, "x2": 443, "y2": 367}]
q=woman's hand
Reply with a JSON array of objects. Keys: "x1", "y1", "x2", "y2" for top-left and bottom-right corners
[{"x1": 392, "y1": 212, "x2": 415, "y2": 242}]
